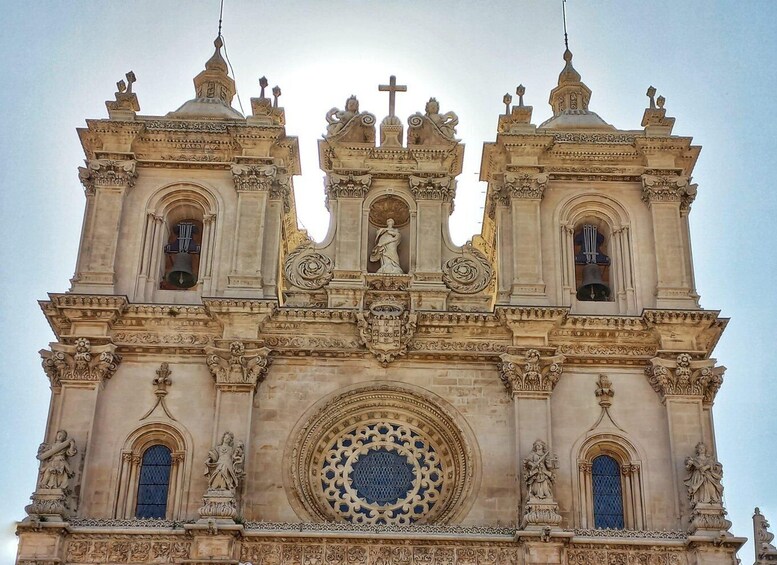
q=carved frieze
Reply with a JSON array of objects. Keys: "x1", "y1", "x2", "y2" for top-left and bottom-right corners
[
  {"x1": 641, "y1": 174, "x2": 697, "y2": 212},
  {"x1": 357, "y1": 301, "x2": 417, "y2": 365},
  {"x1": 40, "y1": 338, "x2": 121, "y2": 386},
  {"x1": 66, "y1": 536, "x2": 190, "y2": 564},
  {"x1": 78, "y1": 159, "x2": 137, "y2": 195},
  {"x1": 408, "y1": 175, "x2": 455, "y2": 201},
  {"x1": 443, "y1": 243, "x2": 494, "y2": 294},
  {"x1": 284, "y1": 244, "x2": 334, "y2": 290},
  {"x1": 498, "y1": 349, "x2": 564, "y2": 396},
  {"x1": 205, "y1": 341, "x2": 271, "y2": 389},
  {"x1": 231, "y1": 163, "x2": 277, "y2": 192},
  {"x1": 645, "y1": 353, "x2": 724, "y2": 403}
]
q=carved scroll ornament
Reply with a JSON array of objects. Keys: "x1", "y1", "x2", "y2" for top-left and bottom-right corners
[
  {"x1": 645, "y1": 353, "x2": 724, "y2": 403},
  {"x1": 40, "y1": 338, "x2": 121, "y2": 386},
  {"x1": 641, "y1": 174, "x2": 697, "y2": 213},
  {"x1": 231, "y1": 163, "x2": 277, "y2": 192},
  {"x1": 443, "y1": 243, "x2": 494, "y2": 294},
  {"x1": 284, "y1": 244, "x2": 333, "y2": 290},
  {"x1": 78, "y1": 159, "x2": 137, "y2": 194}
]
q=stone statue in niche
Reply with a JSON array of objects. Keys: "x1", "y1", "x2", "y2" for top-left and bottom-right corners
[
  {"x1": 370, "y1": 218, "x2": 403, "y2": 274},
  {"x1": 204, "y1": 431, "x2": 244, "y2": 491},
  {"x1": 37, "y1": 430, "x2": 78, "y2": 490},
  {"x1": 326, "y1": 95, "x2": 360, "y2": 136},
  {"x1": 684, "y1": 441, "x2": 724, "y2": 505},
  {"x1": 523, "y1": 439, "x2": 558, "y2": 501}
]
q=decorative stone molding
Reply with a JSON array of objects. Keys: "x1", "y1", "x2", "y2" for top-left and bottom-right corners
[
  {"x1": 325, "y1": 172, "x2": 372, "y2": 200},
  {"x1": 66, "y1": 536, "x2": 191, "y2": 563},
  {"x1": 522, "y1": 439, "x2": 562, "y2": 528},
  {"x1": 443, "y1": 243, "x2": 494, "y2": 294},
  {"x1": 286, "y1": 384, "x2": 477, "y2": 526},
  {"x1": 641, "y1": 174, "x2": 697, "y2": 213},
  {"x1": 284, "y1": 244, "x2": 334, "y2": 290},
  {"x1": 504, "y1": 172, "x2": 548, "y2": 199},
  {"x1": 754, "y1": 507, "x2": 777, "y2": 564},
  {"x1": 645, "y1": 353, "x2": 724, "y2": 403},
  {"x1": 205, "y1": 341, "x2": 271, "y2": 389},
  {"x1": 40, "y1": 338, "x2": 121, "y2": 386},
  {"x1": 567, "y1": 546, "x2": 685, "y2": 565},
  {"x1": 408, "y1": 175, "x2": 455, "y2": 201},
  {"x1": 684, "y1": 442, "x2": 731, "y2": 534},
  {"x1": 230, "y1": 163, "x2": 277, "y2": 192},
  {"x1": 78, "y1": 159, "x2": 137, "y2": 194},
  {"x1": 356, "y1": 301, "x2": 417, "y2": 365},
  {"x1": 595, "y1": 374, "x2": 614, "y2": 408},
  {"x1": 140, "y1": 363, "x2": 175, "y2": 421},
  {"x1": 498, "y1": 349, "x2": 564, "y2": 396}
]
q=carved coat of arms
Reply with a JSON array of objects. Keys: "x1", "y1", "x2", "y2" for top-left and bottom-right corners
[{"x1": 357, "y1": 301, "x2": 417, "y2": 365}]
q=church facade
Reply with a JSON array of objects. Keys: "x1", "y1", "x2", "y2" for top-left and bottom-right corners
[{"x1": 16, "y1": 35, "x2": 775, "y2": 565}]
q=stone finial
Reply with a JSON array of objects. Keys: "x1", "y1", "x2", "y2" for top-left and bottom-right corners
[
  {"x1": 249, "y1": 76, "x2": 285, "y2": 125},
  {"x1": 595, "y1": 374, "x2": 614, "y2": 408},
  {"x1": 498, "y1": 84, "x2": 533, "y2": 132},
  {"x1": 106, "y1": 71, "x2": 140, "y2": 118},
  {"x1": 521, "y1": 439, "x2": 562, "y2": 528},
  {"x1": 547, "y1": 49, "x2": 591, "y2": 117},
  {"x1": 684, "y1": 442, "x2": 732, "y2": 534},
  {"x1": 503, "y1": 93, "x2": 512, "y2": 115},
  {"x1": 754, "y1": 507, "x2": 777, "y2": 564},
  {"x1": 641, "y1": 85, "x2": 675, "y2": 134},
  {"x1": 140, "y1": 362, "x2": 176, "y2": 421}
]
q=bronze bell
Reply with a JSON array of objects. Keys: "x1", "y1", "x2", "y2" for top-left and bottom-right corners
[
  {"x1": 577, "y1": 263, "x2": 610, "y2": 301},
  {"x1": 167, "y1": 252, "x2": 196, "y2": 288}
]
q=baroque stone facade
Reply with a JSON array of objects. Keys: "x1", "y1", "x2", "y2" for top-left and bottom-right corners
[{"x1": 15, "y1": 34, "x2": 752, "y2": 565}]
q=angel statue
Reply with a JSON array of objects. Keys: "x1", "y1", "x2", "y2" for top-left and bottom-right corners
[
  {"x1": 37, "y1": 430, "x2": 78, "y2": 490},
  {"x1": 369, "y1": 218, "x2": 403, "y2": 274},
  {"x1": 523, "y1": 439, "x2": 558, "y2": 501},
  {"x1": 684, "y1": 442, "x2": 724, "y2": 505},
  {"x1": 425, "y1": 97, "x2": 458, "y2": 139},
  {"x1": 325, "y1": 95, "x2": 360, "y2": 136},
  {"x1": 204, "y1": 432, "x2": 244, "y2": 491}
]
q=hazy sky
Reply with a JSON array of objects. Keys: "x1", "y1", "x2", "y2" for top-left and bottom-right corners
[{"x1": 1, "y1": 1, "x2": 776, "y2": 562}]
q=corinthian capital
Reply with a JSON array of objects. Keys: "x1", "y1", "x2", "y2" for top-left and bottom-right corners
[
  {"x1": 325, "y1": 172, "x2": 372, "y2": 200},
  {"x1": 498, "y1": 348, "x2": 564, "y2": 397},
  {"x1": 40, "y1": 338, "x2": 121, "y2": 386},
  {"x1": 205, "y1": 341, "x2": 272, "y2": 391},
  {"x1": 641, "y1": 174, "x2": 697, "y2": 213},
  {"x1": 78, "y1": 159, "x2": 137, "y2": 195},
  {"x1": 408, "y1": 175, "x2": 455, "y2": 202},
  {"x1": 503, "y1": 172, "x2": 548, "y2": 200},
  {"x1": 231, "y1": 164, "x2": 277, "y2": 192},
  {"x1": 645, "y1": 353, "x2": 724, "y2": 404}
]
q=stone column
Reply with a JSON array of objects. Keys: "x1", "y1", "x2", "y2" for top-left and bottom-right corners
[
  {"x1": 499, "y1": 348, "x2": 564, "y2": 529},
  {"x1": 505, "y1": 172, "x2": 549, "y2": 305},
  {"x1": 641, "y1": 174, "x2": 699, "y2": 309},
  {"x1": 34, "y1": 337, "x2": 121, "y2": 519},
  {"x1": 227, "y1": 164, "x2": 278, "y2": 297},
  {"x1": 645, "y1": 353, "x2": 729, "y2": 534},
  {"x1": 203, "y1": 340, "x2": 271, "y2": 522},
  {"x1": 71, "y1": 159, "x2": 137, "y2": 294}
]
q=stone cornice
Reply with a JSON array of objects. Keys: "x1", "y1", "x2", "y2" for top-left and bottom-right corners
[{"x1": 40, "y1": 294, "x2": 128, "y2": 341}]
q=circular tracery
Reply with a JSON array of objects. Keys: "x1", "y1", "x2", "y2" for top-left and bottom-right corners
[{"x1": 287, "y1": 384, "x2": 478, "y2": 525}]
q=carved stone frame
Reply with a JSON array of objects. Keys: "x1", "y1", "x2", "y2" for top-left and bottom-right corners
[
  {"x1": 574, "y1": 433, "x2": 647, "y2": 531},
  {"x1": 112, "y1": 422, "x2": 191, "y2": 520}
]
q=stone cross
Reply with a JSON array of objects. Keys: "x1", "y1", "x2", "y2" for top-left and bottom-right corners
[{"x1": 378, "y1": 75, "x2": 407, "y2": 118}]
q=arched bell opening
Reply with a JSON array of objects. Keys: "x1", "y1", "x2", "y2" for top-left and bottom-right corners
[
  {"x1": 573, "y1": 219, "x2": 613, "y2": 302},
  {"x1": 161, "y1": 210, "x2": 204, "y2": 290}
]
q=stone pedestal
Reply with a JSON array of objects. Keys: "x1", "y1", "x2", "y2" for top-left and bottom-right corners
[
  {"x1": 25, "y1": 488, "x2": 69, "y2": 521},
  {"x1": 198, "y1": 489, "x2": 238, "y2": 524},
  {"x1": 689, "y1": 502, "x2": 732, "y2": 535},
  {"x1": 522, "y1": 498, "x2": 562, "y2": 529}
]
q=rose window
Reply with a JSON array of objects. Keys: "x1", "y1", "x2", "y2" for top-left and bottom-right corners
[
  {"x1": 287, "y1": 384, "x2": 478, "y2": 525},
  {"x1": 320, "y1": 422, "x2": 444, "y2": 524}
]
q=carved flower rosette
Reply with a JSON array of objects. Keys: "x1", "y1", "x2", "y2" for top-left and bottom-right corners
[
  {"x1": 442, "y1": 244, "x2": 494, "y2": 294},
  {"x1": 284, "y1": 245, "x2": 334, "y2": 290}
]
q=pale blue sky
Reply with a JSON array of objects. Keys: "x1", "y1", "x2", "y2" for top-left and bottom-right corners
[{"x1": 1, "y1": 1, "x2": 775, "y2": 562}]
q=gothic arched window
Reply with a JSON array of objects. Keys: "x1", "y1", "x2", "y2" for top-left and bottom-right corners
[
  {"x1": 592, "y1": 455, "x2": 624, "y2": 529},
  {"x1": 135, "y1": 445, "x2": 172, "y2": 519}
]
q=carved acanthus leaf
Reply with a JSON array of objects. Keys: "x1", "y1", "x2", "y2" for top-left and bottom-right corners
[
  {"x1": 641, "y1": 174, "x2": 697, "y2": 213},
  {"x1": 78, "y1": 159, "x2": 137, "y2": 194},
  {"x1": 325, "y1": 172, "x2": 372, "y2": 200},
  {"x1": 503, "y1": 172, "x2": 548, "y2": 199},
  {"x1": 204, "y1": 341, "x2": 271, "y2": 389},
  {"x1": 498, "y1": 349, "x2": 564, "y2": 396},
  {"x1": 645, "y1": 353, "x2": 724, "y2": 403},
  {"x1": 40, "y1": 338, "x2": 121, "y2": 386},
  {"x1": 408, "y1": 175, "x2": 455, "y2": 201}
]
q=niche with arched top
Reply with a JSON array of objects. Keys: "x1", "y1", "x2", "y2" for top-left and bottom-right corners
[{"x1": 366, "y1": 195, "x2": 411, "y2": 275}]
